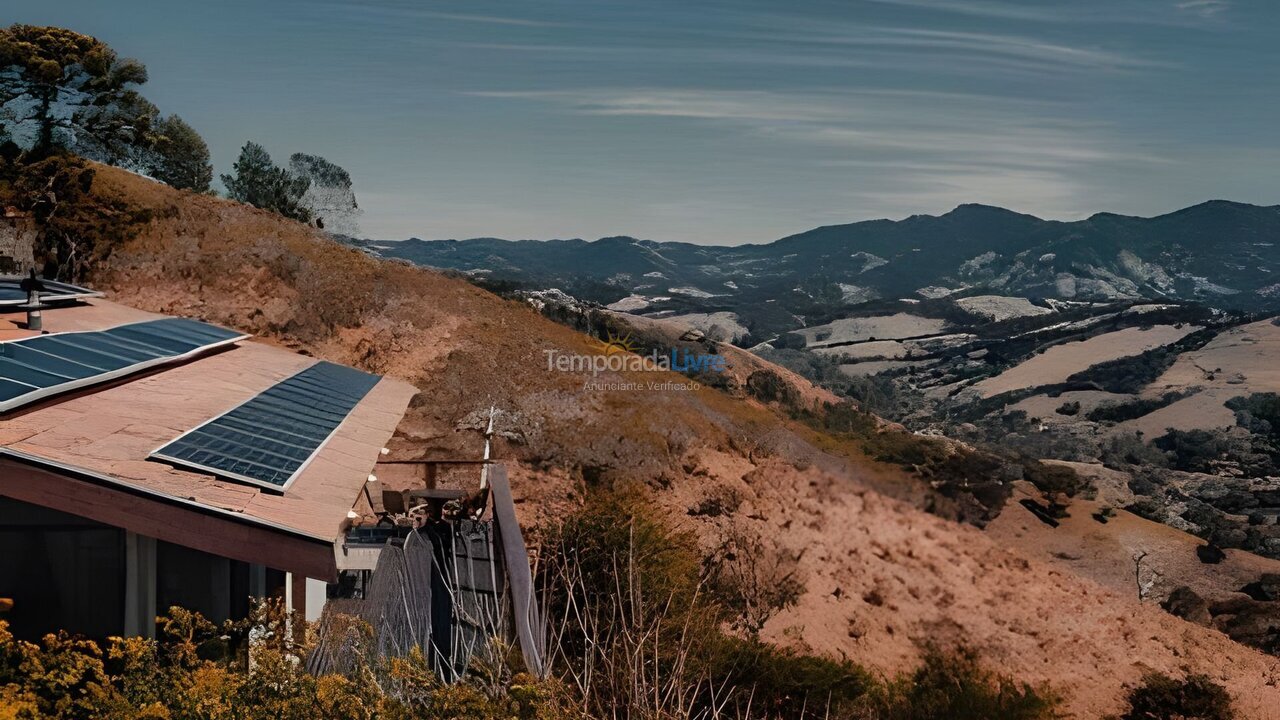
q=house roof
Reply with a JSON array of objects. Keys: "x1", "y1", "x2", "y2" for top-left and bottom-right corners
[{"x1": 0, "y1": 299, "x2": 417, "y2": 549}]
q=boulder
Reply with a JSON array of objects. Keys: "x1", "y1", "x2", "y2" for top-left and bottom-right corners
[
  {"x1": 1240, "y1": 573, "x2": 1280, "y2": 602},
  {"x1": 1162, "y1": 586, "x2": 1212, "y2": 627},
  {"x1": 1210, "y1": 598, "x2": 1280, "y2": 654}
]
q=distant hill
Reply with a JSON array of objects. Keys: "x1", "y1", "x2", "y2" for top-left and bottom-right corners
[{"x1": 351, "y1": 200, "x2": 1280, "y2": 337}]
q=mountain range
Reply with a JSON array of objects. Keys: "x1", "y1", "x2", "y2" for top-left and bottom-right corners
[{"x1": 352, "y1": 200, "x2": 1280, "y2": 339}]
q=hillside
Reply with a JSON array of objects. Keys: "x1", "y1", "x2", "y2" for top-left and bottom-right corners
[{"x1": 57, "y1": 163, "x2": 1280, "y2": 718}]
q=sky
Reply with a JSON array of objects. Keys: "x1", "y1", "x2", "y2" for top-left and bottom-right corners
[{"x1": 8, "y1": 0, "x2": 1278, "y2": 244}]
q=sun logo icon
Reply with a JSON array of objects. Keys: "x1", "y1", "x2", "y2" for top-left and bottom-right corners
[{"x1": 593, "y1": 330, "x2": 638, "y2": 356}]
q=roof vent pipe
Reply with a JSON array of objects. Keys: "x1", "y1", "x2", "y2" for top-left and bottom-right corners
[{"x1": 18, "y1": 269, "x2": 45, "y2": 332}]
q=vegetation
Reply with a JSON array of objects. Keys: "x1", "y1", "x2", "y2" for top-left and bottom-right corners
[
  {"x1": 0, "y1": 25, "x2": 211, "y2": 186},
  {"x1": 860, "y1": 647, "x2": 1060, "y2": 720},
  {"x1": 1086, "y1": 392, "x2": 1190, "y2": 424},
  {"x1": 1227, "y1": 392, "x2": 1280, "y2": 444},
  {"x1": 0, "y1": 151, "x2": 158, "y2": 280},
  {"x1": 704, "y1": 525, "x2": 805, "y2": 635},
  {"x1": 221, "y1": 141, "x2": 313, "y2": 222},
  {"x1": 151, "y1": 115, "x2": 212, "y2": 192},
  {"x1": 0, "y1": 485, "x2": 1064, "y2": 719},
  {"x1": 1066, "y1": 328, "x2": 1218, "y2": 394},
  {"x1": 289, "y1": 153, "x2": 362, "y2": 235},
  {"x1": 0, "y1": 603, "x2": 577, "y2": 720},
  {"x1": 1116, "y1": 672, "x2": 1235, "y2": 720}
]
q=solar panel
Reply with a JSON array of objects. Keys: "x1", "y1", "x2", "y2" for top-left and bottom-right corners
[
  {"x1": 150, "y1": 361, "x2": 381, "y2": 491},
  {"x1": 0, "y1": 277, "x2": 105, "y2": 308},
  {"x1": 0, "y1": 318, "x2": 247, "y2": 412}
]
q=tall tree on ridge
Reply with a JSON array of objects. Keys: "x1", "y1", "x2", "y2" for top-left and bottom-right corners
[
  {"x1": 221, "y1": 141, "x2": 311, "y2": 222},
  {"x1": 0, "y1": 24, "x2": 213, "y2": 188},
  {"x1": 288, "y1": 153, "x2": 361, "y2": 235}
]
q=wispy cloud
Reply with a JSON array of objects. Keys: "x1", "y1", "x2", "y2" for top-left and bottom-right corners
[
  {"x1": 850, "y1": 26, "x2": 1164, "y2": 69},
  {"x1": 1176, "y1": 0, "x2": 1231, "y2": 18},
  {"x1": 866, "y1": 0, "x2": 1231, "y2": 26},
  {"x1": 469, "y1": 85, "x2": 1169, "y2": 221},
  {"x1": 449, "y1": 22, "x2": 1164, "y2": 78},
  {"x1": 413, "y1": 11, "x2": 562, "y2": 27},
  {"x1": 861, "y1": 0, "x2": 1077, "y2": 23}
]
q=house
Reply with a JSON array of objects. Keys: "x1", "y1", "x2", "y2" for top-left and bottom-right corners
[
  {"x1": 0, "y1": 286, "x2": 417, "y2": 640},
  {"x1": 0, "y1": 279, "x2": 544, "y2": 679}
]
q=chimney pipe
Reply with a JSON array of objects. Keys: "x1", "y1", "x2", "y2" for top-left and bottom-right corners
[{"x1": 19, "y1": 269, "x2": 45, "y2": 332}]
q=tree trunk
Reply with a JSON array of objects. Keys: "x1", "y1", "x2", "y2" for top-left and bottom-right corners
[{"x1": 34, "y1": 83, "x2": 57, "y2": 154}]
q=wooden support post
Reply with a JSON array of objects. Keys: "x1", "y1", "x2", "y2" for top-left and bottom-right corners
[
  {"x1": 289, "y1": 572, "x2": 307, "y2": 645},
  {"x1": 124, "y1": 532, "x2": 156, "y2": 638}
]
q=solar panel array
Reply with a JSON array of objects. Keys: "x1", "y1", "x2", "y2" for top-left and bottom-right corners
[
  {"x1": 150, "y1": 361, "x2": 381, "y2": 490},
  {"x1": 0, "y1": 318, "x2": 247, "y2": 412},
  {"x1": 0, "y1": 277, "x2": 105, "y2": 308}
]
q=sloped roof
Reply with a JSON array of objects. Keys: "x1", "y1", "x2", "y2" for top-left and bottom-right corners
[{"x1": 0, "y1": 299, "x2": 417, "y2": 543}]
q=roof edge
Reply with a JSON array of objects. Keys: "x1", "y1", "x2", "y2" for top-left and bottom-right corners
[{"x1": 0, "y1": 447, "x2": 337, "y2": 544}]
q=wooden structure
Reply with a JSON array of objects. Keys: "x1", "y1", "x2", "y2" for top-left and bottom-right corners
[{"x1": 309, "y1": 464, "x2": 545, "y2": 680}]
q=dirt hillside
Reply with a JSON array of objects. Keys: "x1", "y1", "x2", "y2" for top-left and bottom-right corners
[{"x1": 82, "y1": 165, "x2": 1280, "y2": 718}]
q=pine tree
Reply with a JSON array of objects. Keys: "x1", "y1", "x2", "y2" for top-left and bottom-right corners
[
  {"x1": 220, "y1": 142, "x2": 311, "y2": 222},
  {"x1": 0, "y1": 25, "x2": 155, "y2": 161}
]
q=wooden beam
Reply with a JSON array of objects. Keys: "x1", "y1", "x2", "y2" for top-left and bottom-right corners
[
  {"x1": 0, "y1": 458, "x2": 338, "y2": 581},
  {"x1": 290, "y1": 573, "x2": 307, "y2": 645},
  {"x1": 489, "y1": 465, "x2": 544, "y2": 677}
]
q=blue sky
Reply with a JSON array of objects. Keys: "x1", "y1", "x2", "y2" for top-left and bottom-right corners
[{"x1": 9, "y1": 0, "x2": 1277, "y2": 244}]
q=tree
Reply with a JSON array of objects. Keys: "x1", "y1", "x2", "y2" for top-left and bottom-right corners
[
  {"x1": 0, "y1": 25, "x2": 155, "y2": 162},
  {"x1": 0, "y1": 25, "x2": 213, "y2": 189},
  {"x1": 221, "y1": 141, "x2": 311, "y2": 222},
  {"x1": 151, "y1": 115, "x2": 211, "y2": 191},
  {"x1": 288, "y1": 153, "x2": 361, "y2": 235}
]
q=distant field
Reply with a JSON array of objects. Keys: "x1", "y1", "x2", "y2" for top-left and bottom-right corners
[
  {"x1": 800, "y1": 313, "x2": 948, "y2": 347},
  {"x1": 955, "y1": 295, "x2": 1054, "y2": 322},
  {"x1": 1114, "y1": 389, "x2": 1239, "y2": 437},
  {"x1": 973, "y1": 324, "x2": 1199, "y2": 398},
  {"x1": 1113, "y1": 319, "x2": 1280, "y2": 434},
  {"x1": 1148, "y1": 319, "x2": 1280, "y2": 395},
  {"x1": 1011, "y1": 390, "x2": 1132, "y2": 424},
  {"x1": 664, "y1": 311, "x2": 749, "y2": 341},
  {"x1": 815, "y1": 339, "x2": 909, "y2": 360},
  {"x1": 839, "y1": 358, "x2": 941, "y2": 377}
]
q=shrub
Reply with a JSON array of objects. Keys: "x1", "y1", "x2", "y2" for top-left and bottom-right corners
[
  {"x1": 1086, "y1": 392, "x2": 1188, "y2": 424},
  {"x1": 1023, "y1": 461, "x2": 1087, "y2": 499},
  {"x1": 747, "y1": 369, "x2": 801, "y2": 406},
  {"x1": 862, "y1": 646, "x2": 1059, "y2": 720},
  {"x1": 0, "y1": 152, "x2": 156, "y2": 280},
  {"x1": 1118, "y1": 672, "x2": 1235, "y2": 720},
  {"x1": 705, "y1": 526, "x2": 805, "y2": 635}
]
